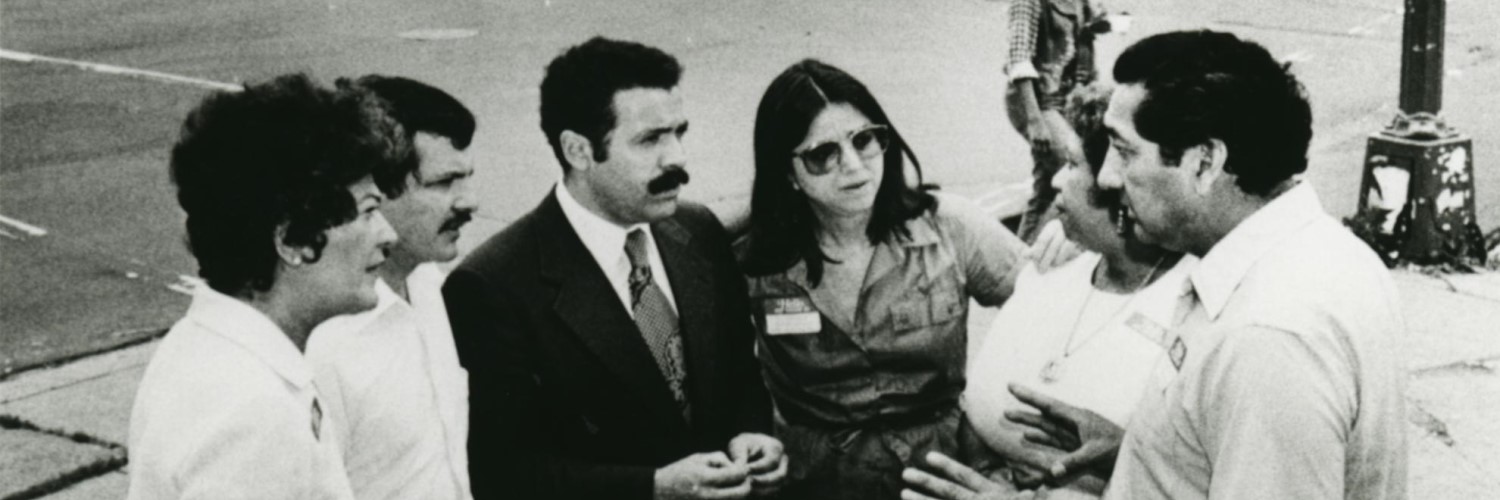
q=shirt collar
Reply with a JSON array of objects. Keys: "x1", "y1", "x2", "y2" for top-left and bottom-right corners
[
  {"x1": 897, "y1": 213, "x2": 943, "y2": 248},
  {"x1": 405, "y1": 263, "x2": 447, "y2": 313},
  {"x1": 556, "y1": 183, "x2": 654, "y2": 274},
  {"x1": 1188, "y1": 182, "x2": 1324, "y2": 320},
  {"x1": 778, "y1": 212, "x2": 942, "y2": 288},
  {"x1": 186, "y1": 285, "x2": 314, "y2": 389}
]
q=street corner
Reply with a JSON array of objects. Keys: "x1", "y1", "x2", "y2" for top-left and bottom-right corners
[
  {"x1": 1392, "y1": 269, "x2": 1500, "y2": 369},
  {"x1": 1395, "y1": 268, "x2": 1500, "y2": 498},
  {"x1": 0, "y1": 416, "x2": 125, "y2": 500},
  {"x1": 0, "y1": 340, "x2": 156, "y2": 449},
  {"x1": 1406, "y1": 359, "x2": 1500, "y2": 498}
]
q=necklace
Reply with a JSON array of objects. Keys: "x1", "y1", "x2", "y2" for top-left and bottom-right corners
[{"x1": 1039, "y1": 254, "x2": 1169, "y2": 384}]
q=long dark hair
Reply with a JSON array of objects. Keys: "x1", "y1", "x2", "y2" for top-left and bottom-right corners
[{"x1": 741, "y1": 59, "x2": 936, "y2": 286}]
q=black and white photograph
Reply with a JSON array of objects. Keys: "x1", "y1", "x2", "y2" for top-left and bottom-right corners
[{"x1": 1, "y1": 0, "x2": 1497, "y2": 498}]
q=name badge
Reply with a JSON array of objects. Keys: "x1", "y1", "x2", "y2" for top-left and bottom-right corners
[
  {"x1": 762, "y1": 297, "x2": 821, "y2": 336},
  {"x1": 1124, "y1": 312, "x2": 1168, "y2": 348}
]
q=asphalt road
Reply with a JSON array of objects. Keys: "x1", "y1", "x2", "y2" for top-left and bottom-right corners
[{"x1": 2, "y1": 0, "x2": 1497, "y2": 375}]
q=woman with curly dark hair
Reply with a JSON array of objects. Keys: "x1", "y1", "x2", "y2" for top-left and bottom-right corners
[
  {"x1": 127, "y1": 73, "x2": 414, "y2": 500},
  {"x1": 740, "y1": 59, "x2": 1028, "y2": 499}
]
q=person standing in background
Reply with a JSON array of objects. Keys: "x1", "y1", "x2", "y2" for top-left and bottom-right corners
[{"x1": 1005, "y1": 0, "x2": 1111, "y2": 243}]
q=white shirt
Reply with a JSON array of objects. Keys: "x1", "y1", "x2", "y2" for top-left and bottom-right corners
[
  {"x1": 1107, "y1": 183, "x2": 1408, "y2": 500},
  {"x1": 555, "y1": 183, "x2": 679, "y2": 315},
  {"x1": 127, "y1": 286, "x2": 354, "y2": 500},
  {"x1": 964, "y1": 252, "x2": 1193, "y2": 499},
  {"x1": 307, "y1": 263, "x2": 471, "y2": 500}
]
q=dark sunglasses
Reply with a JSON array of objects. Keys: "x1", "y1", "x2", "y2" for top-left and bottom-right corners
[{"x1": 791, "y1": 125, "x2": 892, "y2": 176}]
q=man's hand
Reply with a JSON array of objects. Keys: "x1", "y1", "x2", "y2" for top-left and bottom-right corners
[
  {"x1": 654, "y1": 452, "x2": 751, "y2": 500},
  {"x1": 901, "y1": 452, "x2": 1045, "y2": 500},
  {"x1": 1023, "y1": 117, "x2": 1057, "y2": 160},
  {"x1": 1024, "y1": 219, "x2": 1082, "y2": 274},
  {"x1": 727, "y1": 433, "x2": 788, "y2": 496},
  {"x1": 1006, "y1": 384, "x2": 1124, "y2": 478}
]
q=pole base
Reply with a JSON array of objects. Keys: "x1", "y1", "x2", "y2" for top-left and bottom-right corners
[{"x1": 1353, "y1": 132, "x2": 1483, "y2": 268}]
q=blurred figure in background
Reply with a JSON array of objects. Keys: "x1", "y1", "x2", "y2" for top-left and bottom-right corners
[{"x1": 1005, "y1": 0, "x2": 1112, "y2": 243}]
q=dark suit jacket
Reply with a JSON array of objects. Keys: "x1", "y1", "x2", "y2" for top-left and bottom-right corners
[{"x1": 444, "y1": 192, "x2": 772, "y2": 500}]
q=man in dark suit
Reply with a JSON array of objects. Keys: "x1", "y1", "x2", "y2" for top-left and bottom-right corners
[{"x1": 443, "y1": 37, "x2": 787, "y2": 500}]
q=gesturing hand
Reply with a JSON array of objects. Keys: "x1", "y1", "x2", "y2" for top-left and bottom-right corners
[
  {"x1": 727, "y1": 433, "x2": 788, "y2": 496},
  {"x1": 901, "y1": 452, "x2": 1045, "y2": 500},
  {"x1": 1005, "y1": 383, "x2": 1124, "y2": 478},
  {"x1": 654, "y1": 452, "x2": 751, "y2": 500}
]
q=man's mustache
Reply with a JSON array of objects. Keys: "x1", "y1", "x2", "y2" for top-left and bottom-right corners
[
  {"x1": 440, "y1": 211, "x2": 473, "y2": 233},
  {"x1": 647, "y1": 167, "x2": 690, "y2": 194}
]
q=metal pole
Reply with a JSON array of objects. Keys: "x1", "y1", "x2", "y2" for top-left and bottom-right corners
[
  {"x1": 1353, "y1": 0, "x2": 1484, "y2": 267},
  {"x1": 1399, "y1": 0, "x2": 1444, "y2": 115}
]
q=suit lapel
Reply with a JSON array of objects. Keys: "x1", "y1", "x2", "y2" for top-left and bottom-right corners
[
  {"x1": 652, "y1": 218, "x2": 718, "y2": 418},
  {"x1": 536, "y1": 194, "x2": 690, "y2": 435}
]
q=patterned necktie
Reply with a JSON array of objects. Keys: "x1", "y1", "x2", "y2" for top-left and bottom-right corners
[{"x1": 624, "y1": 229, "x2": 689, "y2": 419}]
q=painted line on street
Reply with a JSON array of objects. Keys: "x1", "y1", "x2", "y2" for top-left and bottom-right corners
[
  {"x1": 1346, "y1": 8, "x2": 1402, "y2": 37},
  {"x1": 0, "y1": 214, "x2": 48, "y2": 237},
  {"x1": 0, "y1": 48, "x2": 243, "y2": 92},
  {"x1": 165, "y1": 275, "x2": 204, "y2": 296},
  {"x1": 1282, "y1": 50, "x2": 1315, "y2": 64}
]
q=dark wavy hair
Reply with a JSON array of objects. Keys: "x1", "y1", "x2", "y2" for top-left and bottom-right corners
[
  {"x1": 540, "y1": 36, "x2": 681, "y2": 170},
  {"x1": 170, "y1": 73, "x2": 416, "y2": 296},
  {"x1": 741, "y1": 59, "x2": 937, "y2": 286},
  {"x1": 1113, "y1": 30, "x2": 1313, "y2": 196},
  {"x1": 340, "y1": 74, "x2": 474, "y2": 193}
]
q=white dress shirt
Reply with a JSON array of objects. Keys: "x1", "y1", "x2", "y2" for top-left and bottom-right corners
[
  {"x1": 306, "y1": 263, "x2": 471, "y2": 500},
  {"x1": 555, "y1": 183, "x2": 678, "y2": 315},
  {"x1": 127, "y1": 286, "x2": 354, "y2": 500},
  {"x1": 1106, "y1": 183, "x2": 1408, "y2": 500}
]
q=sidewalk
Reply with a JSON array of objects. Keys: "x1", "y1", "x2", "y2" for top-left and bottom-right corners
[{"x1": 2, "y1": 267, "x2": 1498, "y2": 499}]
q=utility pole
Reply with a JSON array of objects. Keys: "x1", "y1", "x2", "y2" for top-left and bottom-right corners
[{"x1": 1355, "y1": 0, "x2": 1483, "y2": 266}]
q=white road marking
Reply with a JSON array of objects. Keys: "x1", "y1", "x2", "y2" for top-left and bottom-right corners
[
  {"x1": 1346, "y1": 8, "x2": 1401, "y2": 36},
  {"x1": 166, "y1": 275, "x2": 205, "y2": 296},
  {"x1": 0, "y1": 214, "x2": 48, "y2": 237},
  {"x1": 0, "y1": 48, "x2": 243, "y2": 92},
  {"x1": 1282, "y1": 50, "x2": 1315, "y2": 64}
]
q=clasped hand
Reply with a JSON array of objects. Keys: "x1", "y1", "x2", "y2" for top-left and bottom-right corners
[{"x1": 654, "y1": 433, "x2": 787, "y2": 500}]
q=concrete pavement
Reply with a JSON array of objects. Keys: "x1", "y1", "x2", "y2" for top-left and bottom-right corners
[
  {"x1": 2, "y1": 262, "x2": 1499, "y2": 499},
  {"x1": 4, "y1": 0, "x2": 1500, "y2": 498},
  {"x1": 6, "y1": 0, "x2": 1499, "y2": 377}
]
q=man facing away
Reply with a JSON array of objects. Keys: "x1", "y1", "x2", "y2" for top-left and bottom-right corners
[
  {"x1": 1090, "y1": 30, "x2": 1407, "y2": 500},
  {"x1": 306, "y1": 75, "x2": 478, "y2": 500},
  {"x1": 443, "y1": 37, "x2": 787, "y2": 500}
]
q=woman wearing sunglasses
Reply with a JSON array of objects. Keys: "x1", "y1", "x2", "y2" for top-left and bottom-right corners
[{"x1": 740, "y1": 59, "x2": 1029, "y2": 499}]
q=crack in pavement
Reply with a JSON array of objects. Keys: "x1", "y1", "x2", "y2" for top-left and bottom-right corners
[{"x1": 0, "y1": 414, "x2": 125, "y2": 500}]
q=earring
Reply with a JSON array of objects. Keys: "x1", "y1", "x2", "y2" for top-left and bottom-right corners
[{"x1": 289, "y1": 256, "x2": 303, "y2": 266}]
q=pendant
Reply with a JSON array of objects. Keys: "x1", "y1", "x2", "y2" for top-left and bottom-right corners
[{"x1": 1039, "y1": 359, "x2": 1062, "y2": 384}]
